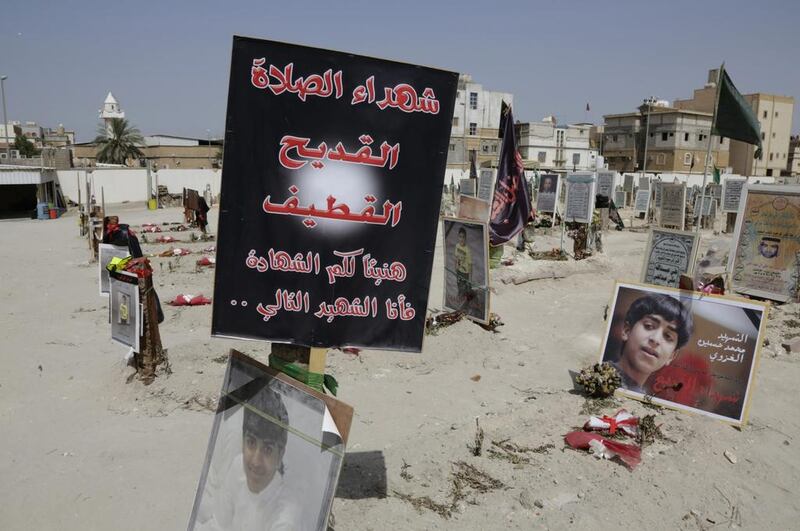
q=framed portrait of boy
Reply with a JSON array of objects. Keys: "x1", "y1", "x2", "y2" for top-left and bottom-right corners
[
  {"x1": 728, "y1": 184, "x2": 800, "y2": 302},
  {"x1": 189, "y1": 350, "x2": 353, "y2": 531},
  {"x1": 599, "y1": 282, "x2": 768, "y2": 426},
  {"x1": 536, "y1": 173, "x2": 560, "y2": 214},
  {"x1": 442, "y1": 217, "x2": 490, "y2": 324}
]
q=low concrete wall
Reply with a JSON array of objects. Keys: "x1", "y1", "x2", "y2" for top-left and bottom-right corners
[{"x1": 57, "y1": 168, "x2": 222, "y2": 204}]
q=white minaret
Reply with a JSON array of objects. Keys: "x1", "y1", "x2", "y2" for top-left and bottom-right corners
[{"x1": 99, "y1": 92, "x2": 124, "y2": 137}]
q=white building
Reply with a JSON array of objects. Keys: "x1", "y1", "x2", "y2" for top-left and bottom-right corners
[
  {"x1": 447, "y1": 74, "x2": 513, "y2": 170},
  {"x1": 99, "y1": 92, "x2": 125, "y2": 136},
  {"x1": 517, "y1": 117, "x2": 598, "y2": 173}
]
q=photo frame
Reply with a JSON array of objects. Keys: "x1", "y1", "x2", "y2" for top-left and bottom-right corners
[
  {"x1": 189, "y1": 350, "x2": 353, "y2": 531},
  {"x1": 442, "y1": 217, "x2": 490, "y2": 324},
  {"x1": 109, "y1": 270, "x2": 140, "y2": 352},
  {"x1": 599, "y1": 282, "x2": 768, "y2": 426}
]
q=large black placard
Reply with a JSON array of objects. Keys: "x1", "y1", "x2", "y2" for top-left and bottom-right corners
[{"x1": 212, "y1": 37, "x2": 458, "y2": 351}]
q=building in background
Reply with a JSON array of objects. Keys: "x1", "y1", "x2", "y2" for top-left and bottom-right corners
[
  {"x1": 446, "y1": 74, "x2": 512, "y2": 171},
  {"x1": 602, "y1": 101, "x2": 729, "y2": 174},
  {"x1": 674, "y1": 69, "x2": 794, "y2": 176},
  {"x1": 516, "y1": 116, "x2": 598, "y2": 173},
  {"x1": 73, "y1": 134, "x2": 222, "y2": 169}
]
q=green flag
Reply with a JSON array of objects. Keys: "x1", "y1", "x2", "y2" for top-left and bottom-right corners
[{"x1": 712, "y1": 67, "x2": 762, "y2": 158}]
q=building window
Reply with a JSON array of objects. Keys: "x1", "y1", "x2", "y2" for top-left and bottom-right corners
[
  {"x1": 720, "y1": 137, "x2": 725, "y2": 145},
  {"x1": 699, "y1": 133, "x2": 706, "y2": 142},
  {"x1": 482, "y1": 144, "x2": 489, "y2": 153},
  {"x1": 772, "y1": 132, "x2": 776, "y2": 138},
  {"x1": 612, "y1": 134, "x2": 618, "y2": 142},
  {"x1": 661, "y1": 132, "x2": 668, "y2": 141},
  {"x1": 491, "y1": 145, "x2": 497, "y2": 153},
  {"x1": 572, "y1": 153, "x2": 580, "y2": 165},
  {"x1": 761, "y1": 132, "x2": 766, "y2": 140},
  {"x1": 684, "y1": 133, "x2": 689, "y2": 141},
  {"x1": 449, "y1": 144, "x2": 455, "y2": 151},
  {"x1": 469, "y1": 123, "x2": 477, "y2": 135},
  {"x1": 452, "y1": 117, "x2": 459, "y2": 127},
  {"x1": 683, "y1": 152, "x2": 692, "y2": 165},
  {"x1": 763, "y1": 110, "x2": 768, "y2": 118},
  {"x1": 656, "y1": 153, "x2": 666, "y2": 165},
  {"x1": 775, "y1": 111, "x2": 779, "y2": 118},
  {"x1": 538, "y1": 151, "x2": 546, "y2": 163},
  {"x1": 770, "y1": 152, "x2": 774, "y2": 161},
  {"x1": 469, "y1": 92, "x2": 478, "y2": 110}
]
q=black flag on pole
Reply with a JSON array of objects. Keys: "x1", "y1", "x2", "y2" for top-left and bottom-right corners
[{"x1": 489, "y1": 105, "x2": 531, "y2": 246}]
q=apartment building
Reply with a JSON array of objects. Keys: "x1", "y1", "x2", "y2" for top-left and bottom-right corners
[
  {"x1": 788, "y1": 136, "x2": 800, "y2": 177},
  {"x1": 674, "y1": 69, "x2": 794, "y2": 176},
  {"x1": 602, "y1": 103, "x2": 729, "y2": 173},
  {"x1": 516, "y1": 116, "x2": 598, "y2": 172},
  {"x1": 446, "y1": 74, "x2": 512, "y2": 170}
]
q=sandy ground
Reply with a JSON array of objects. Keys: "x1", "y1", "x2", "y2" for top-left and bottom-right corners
[{"x1": 1, "y1": 203, "x2": 798, "y2": 530}]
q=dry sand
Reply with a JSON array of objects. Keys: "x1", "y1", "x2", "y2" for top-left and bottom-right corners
[{"x1": 1, "y1": 203, "x2": 798, "y2": 530}]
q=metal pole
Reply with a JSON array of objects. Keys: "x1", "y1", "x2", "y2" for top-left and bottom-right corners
[
  {"x1": 695, "y1": 65, "x2": 724, "y2": 236},
  {"x1": 206, "y1": 129, "x2": 211, "y2": 168},
  {"x1": 1, "y1": 75, "x2": 10, "y2": 160}
]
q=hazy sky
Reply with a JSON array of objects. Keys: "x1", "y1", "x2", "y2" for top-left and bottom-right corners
[{"x1": 2, "y1": 0, "x2": 798, "y2": 142}]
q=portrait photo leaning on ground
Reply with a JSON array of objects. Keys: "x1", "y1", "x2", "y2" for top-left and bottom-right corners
[
  {"x1": 193, "y1": 387, "x2": 302, "y2": 531},
  {"x1": 602, "y1": 292, "x2": 694, "y2": 395}
]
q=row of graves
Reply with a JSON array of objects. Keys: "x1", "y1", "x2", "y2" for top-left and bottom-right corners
[
  {"x1": 441, "y1": 158, "x2": 800, "y2": 472},
  {"x1": 81, "y1": 38, "x2": 799, "y2": 528}
]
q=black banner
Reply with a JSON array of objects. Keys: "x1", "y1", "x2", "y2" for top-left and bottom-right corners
[{"x1": 211, "y1": 37, "x2": 458, "y2": 352}]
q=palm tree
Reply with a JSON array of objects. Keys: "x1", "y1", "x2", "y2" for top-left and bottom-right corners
[{"x1": 94, "y1": 118, "x2": 144, "y2": 165}]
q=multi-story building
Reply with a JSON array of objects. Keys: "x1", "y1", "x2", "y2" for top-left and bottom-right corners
[
  {"x1": 674, "y1": 69, "x2": 794, "y2": 176},
  {"x1": 602, "y1": 103, "x2": 729, "y2": 174},
  {"x1": 446, "y1": 74, "x2": 512, "y2": 170},
  {"x1": 516, "y1": 116, "x2": 598, "y2": 172}
]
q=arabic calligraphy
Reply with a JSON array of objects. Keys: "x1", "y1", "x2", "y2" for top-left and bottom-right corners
[
  {"x1": 245, "y1": 249, "x2": 321, "y2": 275},
  {"x1": 314, "y1": 296, "x2": 378, "y2": 323},
  {"x1": 385, "y1": 294, "x2": 415, "y2": 321},
  {"x1": 278, "y1": 134, "x2": 399, "y2": 170},
  {"x1": 262, "y1": 186, "x2": 403, "y2": 229},
  {"x1": 698, "y1": 332, "x2": 749, "y2": 363},
  {"x1": 256, "y1": 289, "x2": 311, "y2": 322},
  {"x1": 251, "y1": 58, "x2": 440, "y2": 115},
  {"x1": 251, "y1": 60, "x2": 344, "y2": 101}
]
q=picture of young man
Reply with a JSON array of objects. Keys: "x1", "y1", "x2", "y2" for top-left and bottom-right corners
[
  {"x1": 443, "y1": 219, "x2": 489, "y2": 323},
  {"x1": 610, "y1": 293, "x2": 694, "y2": 394},
  {"x1": 195, "y1": 388, "x2": 301, "y2": 531}
]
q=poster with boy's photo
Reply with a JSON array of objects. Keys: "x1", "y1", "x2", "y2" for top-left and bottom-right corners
[
  {"x1": 442, "y1": 217, "x2": 489, "y2": 324},
  {"x1": 189, "y1": 350, "x2": 353, "y2": 531},
  {"x1": 728, "y1": 184, "x2": 800, "y2": 302},
  {"x1": 535, "y1": 173, "x2": 560, "y2": 214},
  {"x1": 109, "y1": 270, "x2": 140, "y2": 352},
  {"x1": 98, "y1": 243, "x2": 130, "y2": 296},
  {"x1": 599, "y1": 282, "x2": 768, "y2": 426}
]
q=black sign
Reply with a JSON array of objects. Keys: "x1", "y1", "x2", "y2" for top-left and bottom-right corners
[{"x1": 212, "y1": 37, "x2": 458, "y2": 351}]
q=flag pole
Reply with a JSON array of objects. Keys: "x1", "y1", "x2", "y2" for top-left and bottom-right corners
[{"x1": 695, "y1": 63, "x2": 724, "y2": 235}]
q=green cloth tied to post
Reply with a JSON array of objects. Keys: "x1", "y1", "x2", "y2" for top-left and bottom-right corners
[{"x1": 268, "y1": 355, "x2": 338, "y2": 396}]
